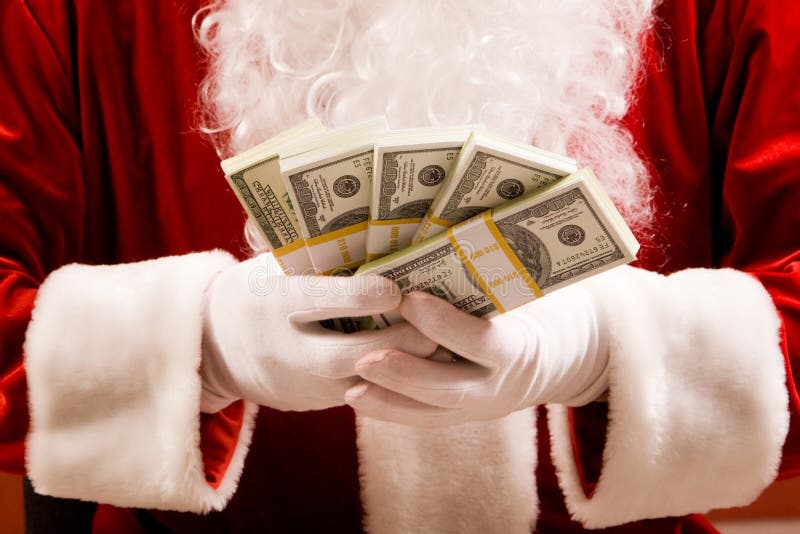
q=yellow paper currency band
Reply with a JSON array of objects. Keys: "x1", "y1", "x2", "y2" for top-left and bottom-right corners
[
  {"x1": 482, "y1": 211, "x2": 544, "y2": 299},
  {"x1": 365, "y1": 252, "x2": 386, "y2": 262},
  {"x1": 368, "y1": 217, "x2": 423, "y2": 226},
  {"x1": 446, "y1": 227, "x2": 506, "y2": 314},
  {"x1": 305, "y1": 221, "x2": 369, "y2": 247},
  {"x1": 272, "y1": 238, "x2": 308, "y2": 257},
  {"x1": 425, "y1": 209, "x2": 455, "y2": 229}
]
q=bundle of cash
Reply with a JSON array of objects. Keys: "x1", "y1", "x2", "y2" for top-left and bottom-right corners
[
  {"x1": 366, "y1": 126, "x2": 479, "y2": 261},
  {"x1": 280, "y1": 116, "x2": 389, "y2": 274},
  {"x1": 221, "y1": 118, "x2": 326, "y2": 275},
  {"x1": 357, "y1": 167, "x2": 639, "y2": 327},
  {"x1": 412, "y1": 131, "x2": 578, "y2": 244}
]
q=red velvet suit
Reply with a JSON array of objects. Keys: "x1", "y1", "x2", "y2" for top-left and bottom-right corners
[{"x1": 1, "y1": 0, "x2": 798, "y2": 532}]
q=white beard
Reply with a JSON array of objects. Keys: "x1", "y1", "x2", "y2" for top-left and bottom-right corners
[{"x1": 196, "y1": 0, "x2": 657, "y2": 234}]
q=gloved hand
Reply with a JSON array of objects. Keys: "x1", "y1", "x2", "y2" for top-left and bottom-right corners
[
  {"x1": 345, "y1": 281, "x2": 609, "y2": 427},
  {"x1": 200, "y1": 254, "x2": 437, "y2": 413}
]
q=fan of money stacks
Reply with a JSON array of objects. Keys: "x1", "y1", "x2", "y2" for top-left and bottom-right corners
[{"x1": 221, "y1": 116, "x2": 639, "y2": 328}]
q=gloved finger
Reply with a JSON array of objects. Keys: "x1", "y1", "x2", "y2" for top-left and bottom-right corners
[
  {"x1": 399, "y1": 291, "x2": 507, "y2": 368},
  {"x1": 354, "y1": 349, "x2": 492, "y2": 408},
  {"x1": 288, "y1": 275, "x2": 402, "y2": 323},
  {"x1": 304, "y1": 321, "x2": 438, "y2": 379},
  {"x1": 345, "y1": 381, "x2": 464, "y2": 428}
]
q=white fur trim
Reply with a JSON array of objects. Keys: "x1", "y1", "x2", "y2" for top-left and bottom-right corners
[
  {"x1": 25, "y1": 251, "x2": 257, "y2": 513},
  {"x1": 357, "y1": 408, "x2": 537, "y2": 533},
  {"x1": 548, "y1": 266, "x2": 789, "y2": 528}
]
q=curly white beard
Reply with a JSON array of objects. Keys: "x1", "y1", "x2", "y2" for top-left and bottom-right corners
[{"x1": 196, "y1": 0, "x2": 657, "y2": 237}]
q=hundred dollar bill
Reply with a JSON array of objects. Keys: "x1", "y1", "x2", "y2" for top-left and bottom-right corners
[
  {"x1": 366, "y1": 126, "x2": 479, "y2": 261},
  {"x1": 412, "y1": 131, "x2": 578, "y2": 244},
  {"x1": 221, "y1": 118, "x2": 326, "y2": 274},
  {"x1": 357, "y1": 167, "x2": 639, "y2": 327},
  {"x1": 281, "y1": 117, "x2": 389, "y2": 274}
]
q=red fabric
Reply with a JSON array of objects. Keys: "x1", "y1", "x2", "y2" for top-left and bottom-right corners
[
  {"x1": 199, "y1": 400, "x2": 245, "y2": 489},
  {"x1": 152, "y1": 407, "x2": 364, "y2": 533},
  {"x1": 566, "y1": 402, "x2": 605, "y2": 498},
  {"x1": 0, "y1": 0, "x2": 798, "y2": 532},
  {"x1": 92, "y1": 506, "x2": 148, "y2": 534}
]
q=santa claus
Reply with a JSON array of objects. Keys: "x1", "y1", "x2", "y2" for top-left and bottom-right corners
[{"x1": 1, "y1": 0, "x2": 798, "y2": 532}]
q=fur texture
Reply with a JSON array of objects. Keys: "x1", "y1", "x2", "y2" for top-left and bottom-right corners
[
  {"x1": 24, "y1": 251, "x2": 258, "y2": 513},
  {"x1": 357, "y1": 408, "x2": 537, "y2": 533},
  {"x1": 547, "y1": 266, "x2": 789, "y2": 528},
  {"x1": 196, "y1": 0, "x2": 658, "y2": 238}
]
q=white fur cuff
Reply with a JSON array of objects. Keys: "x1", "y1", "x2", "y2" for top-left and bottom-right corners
[
  {"x1": 548, "y1": 266, "x2": 789, "y2": 528},
  {"x1": 24, "y1": 251, "x2": 257, "y2": 513},
  {"x1": 357, "y1": 409, "x2": 538, "y2": 534}
]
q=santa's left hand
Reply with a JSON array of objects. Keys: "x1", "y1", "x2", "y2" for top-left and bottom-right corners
[{"x1": 345, "y1": 283, "x2": 609, "y2": 427}]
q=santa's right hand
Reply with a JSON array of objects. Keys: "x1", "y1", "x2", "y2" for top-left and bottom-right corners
[{"x1": 199, "y1": 253, "x2": 437, "y2": 413}]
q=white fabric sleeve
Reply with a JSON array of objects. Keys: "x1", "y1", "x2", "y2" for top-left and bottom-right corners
[
  {"x1": 547, "y1": 266, "x2": 789, "y2": 528},
  {"x1": 24, "y1": 251, "x2": 259, "y2": 513}
]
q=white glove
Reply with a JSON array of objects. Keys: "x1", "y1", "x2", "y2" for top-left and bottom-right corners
[
  {"x1": 345, "y1": 282, "x2": 609, "y2": 427},
  {"x1": 201, "y1": 254, "x2": 437, "y2": 413}
]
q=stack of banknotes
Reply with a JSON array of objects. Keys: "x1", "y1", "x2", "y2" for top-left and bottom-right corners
[{"x1": 221, "y1": 117, "x2": 639, "y2": 327}]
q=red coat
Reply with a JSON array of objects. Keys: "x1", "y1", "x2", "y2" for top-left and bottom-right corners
[{"x1": 1, "y1": 0, "x2": 798, "y2": 532}]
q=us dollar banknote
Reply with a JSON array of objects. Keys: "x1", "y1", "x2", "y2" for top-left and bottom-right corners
[
  {"x1": 280, "y1": 117, "x2": 388, "y2": 274},
  {"x1": 221, "y1": 118, "x2": 326, "y2": 274},
  {"x1": 367, "y1": 127, "x2": 477, "y2": 260},
  {"x1": 358, "y1": 167, "x2": 639, "y2": 327},
  {"x1": 413, "y1": 131, "x2": 578, "y2": 243}
]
